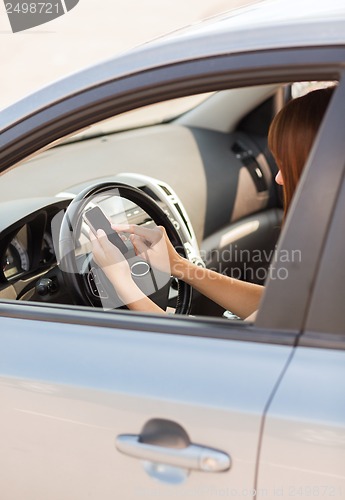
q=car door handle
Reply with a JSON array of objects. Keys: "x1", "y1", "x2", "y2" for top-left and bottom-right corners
[{"x1": 115, "y1": 434, "x2": 231, "y2": 472}]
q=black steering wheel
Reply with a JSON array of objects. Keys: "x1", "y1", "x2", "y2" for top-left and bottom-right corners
[{"x1": 59, "y1": 182, "x2": 192, "y2": 314}]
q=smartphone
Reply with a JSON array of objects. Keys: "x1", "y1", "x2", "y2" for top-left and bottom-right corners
[{"x1": 83, "y1": 206, "x2": 128, "y2": 254}]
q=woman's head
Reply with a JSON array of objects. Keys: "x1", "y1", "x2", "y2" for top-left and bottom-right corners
[{"x1": 268, "y1": 86, "x2": 335, "y2": 215}]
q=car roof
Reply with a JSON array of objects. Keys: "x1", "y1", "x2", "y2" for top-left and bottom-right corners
[
  {"x1": 1, "y1": 0, "x2": 345, "y2": 133},
  {"x1": 159, "y1": 0, "x2": 345, "y2": 44}
]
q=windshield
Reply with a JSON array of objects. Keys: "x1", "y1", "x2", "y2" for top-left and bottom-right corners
[{"x1": 64, "y1": 93, "x2": 214, "y2": 142}]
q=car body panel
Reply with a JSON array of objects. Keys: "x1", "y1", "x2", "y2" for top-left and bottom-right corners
[
  {"x1": 0, "y1": 315, "x2": 294, "y2": 499},
  {"x1": 257, "y1": 345, "x2": 345, "y2": 498}
]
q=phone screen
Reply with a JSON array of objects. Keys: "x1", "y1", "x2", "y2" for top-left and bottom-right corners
[{"x1": 84, "y1": 206, "x2": 128, "y2": 254}]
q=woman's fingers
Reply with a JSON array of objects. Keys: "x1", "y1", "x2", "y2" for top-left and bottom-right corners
[
  {"x1": 91, "y1": 229, "x2": 121, "y2": 263},
  {"x1": 95, "y1": 229, "x2": 114, "y2": 252},
  {"x1": 89, "y1": 229, "x2": 102, "y2": 254},
  {"x1": 112, "y1": 224, "x2": 160, "y2": 243},
  {"x1": 130, "y1": 234, "x2": 149, "y2": 257}
]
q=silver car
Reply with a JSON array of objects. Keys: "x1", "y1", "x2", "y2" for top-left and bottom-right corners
[{"x1": 0, "y1": 0, "x2": 344, "y2": 498}]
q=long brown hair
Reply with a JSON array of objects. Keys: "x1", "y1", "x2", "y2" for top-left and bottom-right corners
[{"x1": 268, "y1": 86, "x2": 335, "y2": 216}]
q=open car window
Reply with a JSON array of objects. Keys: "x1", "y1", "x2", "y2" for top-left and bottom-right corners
[{"x1": 0, "y1": 79, "x2": 339, "y2": 326}]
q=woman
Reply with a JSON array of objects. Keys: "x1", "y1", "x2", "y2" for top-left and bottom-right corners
[
  {"x1": 90, "y1": 87, "x2": 335, "y2": 318},
  {"x1": 269, "y1": 86, "x2": 334, "y2": 218}
]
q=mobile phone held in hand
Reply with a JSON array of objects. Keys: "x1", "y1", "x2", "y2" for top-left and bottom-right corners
[{"x1": 83, "y1": 206, "x2": 128, "y2": 254}]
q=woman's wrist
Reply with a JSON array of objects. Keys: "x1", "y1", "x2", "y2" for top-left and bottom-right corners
[
  {"x1": 111, "y1": 277, "x2": 164, "y2": 313},
  {"x1": 171, "y1": 255, "x2": 192, "y2": 280},
  {"x1": 104, "y1": 265, "x2": 131, "y2": 286},
  {"x1": 112, "y1": 277, "x2": 144, "y2": 304}
]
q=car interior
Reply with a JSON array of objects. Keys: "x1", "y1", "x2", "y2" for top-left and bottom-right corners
[{"x1": 0, "y1": 81, "x2": 332, "y2": 319}]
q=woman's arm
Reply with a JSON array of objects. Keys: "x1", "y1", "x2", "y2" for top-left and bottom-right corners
[
  {"x1": 115, "y1": 224, "x2": 263, "y2": 319},
  {"x1": 112, "y1": 279, "x2": 165, "y2": 313},
  {"x1": 172, "y1": 256, "x2": 263, "y2": 319}
]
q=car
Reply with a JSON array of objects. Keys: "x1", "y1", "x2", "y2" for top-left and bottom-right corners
[{"x1": 0, "y1": 0, "x2": 344, "y2": 498}]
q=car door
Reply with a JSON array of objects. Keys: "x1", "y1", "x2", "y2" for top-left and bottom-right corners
[{"x1": 0, "y1": 306, "x2": 296, "y2": 500}]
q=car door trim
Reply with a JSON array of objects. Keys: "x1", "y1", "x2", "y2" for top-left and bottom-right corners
[
  {"x1": 0, "y1": 300, "x2": 298, "y2": 346},
  {"x1": 297, "y1": 331, "x2": 345, "y2": 350}
]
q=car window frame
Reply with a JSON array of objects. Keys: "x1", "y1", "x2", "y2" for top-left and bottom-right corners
[
  {"x1": 1, "y1": 46, "x2": 344, "y2": 171},
  {"x1": 301, "y1": 166, "x2": 345, "y2": 340},
  {"x1": 1, "y1": 47, "x2": 345, "y2": 341}
]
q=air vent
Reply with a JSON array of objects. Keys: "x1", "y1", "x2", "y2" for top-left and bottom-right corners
[{"x1": 159, "y1": 184, "x2": 172, "y2": 196}]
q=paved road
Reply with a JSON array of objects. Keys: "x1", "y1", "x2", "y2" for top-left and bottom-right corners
[{"x1": 0, "y1": 0, "x2": 261, "y2": 110}]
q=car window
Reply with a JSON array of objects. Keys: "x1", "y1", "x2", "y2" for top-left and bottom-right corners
[
  {"x1": 64, "y1": 93, "x2": 214, "y2": 142},
  {"x1": 291, "y1": 81, "x2": 336, "y2": 98},
  {"x1": 0, "y1": 84, "x2": 282, "y2": 321},
  {"x1": 0, "y1": 80, "x2": 339, "y2": 326}
]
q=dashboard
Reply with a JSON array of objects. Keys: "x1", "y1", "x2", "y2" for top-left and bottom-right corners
[
  {"x1": 2, "y1": 224, "x2": 55, "y2": 280},
  {"x1": 0, "y1": 197, "x2": 71, "y2": 301}
]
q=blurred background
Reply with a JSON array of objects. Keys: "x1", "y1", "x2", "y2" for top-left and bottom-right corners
[{"x1": 0, "y1": 0, "x2": 262, "y2": 110}]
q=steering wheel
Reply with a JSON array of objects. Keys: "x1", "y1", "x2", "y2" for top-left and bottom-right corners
[{"x1": 59, "y1": 182, "x2": 192, "y2": 314}]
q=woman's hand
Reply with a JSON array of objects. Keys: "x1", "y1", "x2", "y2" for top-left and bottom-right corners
[
  {"x1": 113, "y1": 224, "x2": 183, "y2": 276},
  {"x1": 90, "y1": 227, "x2": 166, "y2": 313},
  {"x1": 90, "y1": 229, "x2": 132, "y2": 284}
]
